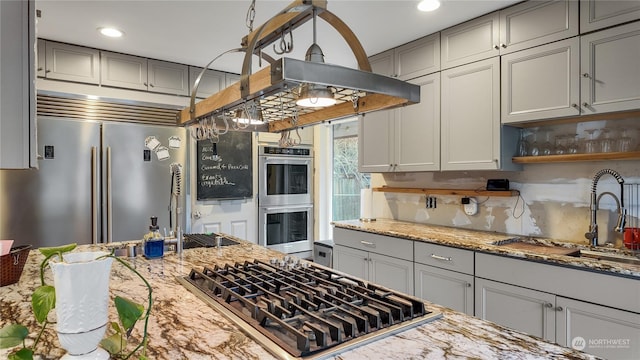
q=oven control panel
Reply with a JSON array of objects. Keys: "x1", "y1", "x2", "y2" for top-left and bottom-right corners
[{"x1": 261, "y1": 146, "x2": 311, "y2": 156}]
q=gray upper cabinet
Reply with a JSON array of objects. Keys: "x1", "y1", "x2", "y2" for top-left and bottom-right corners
[
  {"x1": 0, "y1": 0, "x2": 36, "y2": 169},
  {"x1": 502, "y1": 37, "x2": 580, "y2": 123},
  {"x1": 580, "y1": 0, "x2": 640, "y2": 33},
  {"x1": 101, "y1": 51, "x2": 148, "y2": 91},
  {"x1": 580, "y1": 21, "x2": 640, "y2": 115},
  {"x1": 441, "y1": 57, "x2": 519, "y2": 171},
  {"x1": 499, "y1": 0, "x2": 578, "y2": 55},
  {"x1": 369, "y1": 33, "x2": 440, "y2": 80},
  {"x1": 441, "y1": 12, "x2": 500, "y2": 70},
  {"x1": 44, "y1": 41, "x2": 100, "y2": 84},
  {"x1": 36, "y1": 38, "x2": 45, "y2": 77},
  {"x1": 147, "y1": 59, "x2": 189, "y2": 96},
  {"x1": 188, "y1": 66, "x2": 226, "y2": 99}
]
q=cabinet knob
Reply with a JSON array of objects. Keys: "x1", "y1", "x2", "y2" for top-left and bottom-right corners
[
  {"x1": 45, "y1": 70, "x2": 51, "y2": 73},
  {"x1": 149, "y1": 83, "x2": 155, "y2": 87},
  {"x1": 582, "y1": 73, "x2": 590, "y2": 78},
  {"x1": 37, "y1": 67, "x2": 43, "y2": 71},
  {"x1": 466, "y1": 282, "x2": 472, "y2": 287},
  {"x1": 493, "y1": 45, "x2": 500, "y2": 50},
  {"x1": 143, "y1": 82, "x2": 148, "y2": 86},
  {"x1": 545, "y1": 302, "x2": 553, "y2": 308},
  {"x1": 556, "y1": 306, "x2": 564, "y2": 312},
  {"x1": 582, "y1": 102, "x2": 589, "y2": 107},
  {"x1": 571, "y1": 103, "x2": 579, "y2": 108},
  {"x1": 500, "y1": 43, "x2": 507, "y2": 49}
]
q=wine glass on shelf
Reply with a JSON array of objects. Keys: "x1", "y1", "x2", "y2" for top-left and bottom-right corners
[
  {"x1": 567, "y1": 133, "x2": 579, "y2": 154},
  {"x1": 554, "y1": 134, "x2": 567, "y2": 155},
  {"x1": 516, "y1": 129, "x2": 529, "y2": 157},
  {"x1": 529, "y1": 127, "x2": 540, "y2": 156},
  {"x1": 584, "y1": 129, "x2": 599, "y2": 153},
  {"x1": 600, "y1": 128, "x2": 615, "y2": 153},
  {"x1": 617, "y1": 128, "x2": 635, "y2": 152},
  {"x1": 541, "y1": 131, "x2": 554, "y2": 156}
]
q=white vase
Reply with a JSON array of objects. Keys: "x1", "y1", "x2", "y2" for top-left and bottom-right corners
[{"x1": 49, "y1": 251, "x2": 113, "y2": 360}]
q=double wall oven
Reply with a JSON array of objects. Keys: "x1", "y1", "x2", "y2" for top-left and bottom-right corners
[{"x1": 258, "y1": 145, "x2": 313, "y2": 255}]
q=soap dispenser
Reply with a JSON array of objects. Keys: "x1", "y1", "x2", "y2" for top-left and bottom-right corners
[{"x1": 143, "y1": 216, "x2": 164, "y2": 259}]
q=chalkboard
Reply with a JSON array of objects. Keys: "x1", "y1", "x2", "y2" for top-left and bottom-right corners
[{"x1": 196, "y1": 132, "x2": 253, "y2": 200}]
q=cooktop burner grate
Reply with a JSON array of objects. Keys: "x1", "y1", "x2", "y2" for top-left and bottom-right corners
[
  {"x1": 182, "y1": 233, "x2": 239, "y2": 249},
  {"x1": 179, "y1": 258, "x2": 441, "y2": 359}
]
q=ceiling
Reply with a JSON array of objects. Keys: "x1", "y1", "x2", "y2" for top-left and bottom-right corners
[{"x1": 35, "y1": 0, "x2": 520, "y2": 74}]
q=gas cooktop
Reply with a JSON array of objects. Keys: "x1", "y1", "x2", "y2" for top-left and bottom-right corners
[
  {"x1": 182, "y1": 233, "x2": 239, "y2": 249},
  {"x1": 178, "y1": 257, "x2": 441, "y2": 359}
]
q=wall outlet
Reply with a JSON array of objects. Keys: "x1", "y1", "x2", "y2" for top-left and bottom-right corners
[{"x1": 462, "y1": 197, "x2": 478, "y2": 215}]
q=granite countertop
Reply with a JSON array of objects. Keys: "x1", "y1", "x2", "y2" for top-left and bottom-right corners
[
  {"x1": 1, "y1": 238, "x2": 598, "y2": 360},
  {"x1": 333, "y1": 219, "x2": 640, "y2": 278}
]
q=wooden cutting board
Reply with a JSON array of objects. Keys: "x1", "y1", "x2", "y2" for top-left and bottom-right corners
[{"x1": 500, "y1": 242, "x2": 580, "y2": 256}]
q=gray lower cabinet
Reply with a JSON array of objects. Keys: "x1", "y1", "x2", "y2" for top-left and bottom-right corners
[
  {"x1": 476, "y1": 252, "x2": 640, "y2": 359},
  {"x1": 43, "y1": 41, "x2": 100, "y2": 84},
  {"x1": 0, "y1": 0, "x2": 36, "y2": 169},
  {"x1": 415, "y1": 263, "x2": 474, "y2": 315},
  {"x1": 475, "y1": 278, "x2": 556, "y2": 342},
  {"x1": 581, "y1": 21, "x2": 640, "y2": 115},
  {"x1": 333, "y1": 228, "x2": 413, "y2": 295},
  {"x1": 414, "y1": 241, "x2": 475, "y2": 315},
  {"x1": 556, "y1": 296, "x2": 640, "y2": 360}
]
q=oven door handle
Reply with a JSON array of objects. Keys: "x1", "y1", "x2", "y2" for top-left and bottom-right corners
[{"x1": 262, "y1": 205, "x2": 312, "y2": 211}]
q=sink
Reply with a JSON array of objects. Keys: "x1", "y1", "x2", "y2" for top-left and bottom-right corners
[{"x1": 570, "y1": 250, "x2": 640, "y2": 266}]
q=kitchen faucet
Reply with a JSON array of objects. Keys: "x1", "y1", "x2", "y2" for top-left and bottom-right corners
[{"x1": 585, "y1": 169, "x2": 626, "y2": 247}]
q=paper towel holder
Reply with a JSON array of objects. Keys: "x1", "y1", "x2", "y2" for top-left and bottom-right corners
[{"x1": 359, "y1": 188, "x2": 376, "y2": 222}]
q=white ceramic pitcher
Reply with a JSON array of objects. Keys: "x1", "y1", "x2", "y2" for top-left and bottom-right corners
[{"x1": 49, "y1": 251, "x2": 113, "y2": 360}]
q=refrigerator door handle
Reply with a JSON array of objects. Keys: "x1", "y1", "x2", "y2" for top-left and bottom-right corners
[
  {"x1": 91, "y1": 147, "x2": 98, "y2": 245},
  {"x1": 106, "y1": 146, "x2": 113, "y2": 243}
]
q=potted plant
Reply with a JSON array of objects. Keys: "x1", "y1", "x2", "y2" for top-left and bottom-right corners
[{"x1": 0, "y1": 243, "x2": 152, "y2": 360}]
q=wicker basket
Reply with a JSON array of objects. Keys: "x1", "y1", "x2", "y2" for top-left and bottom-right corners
[{"x1": 0, "y1": 245, "x2": 32, "y2": 286}]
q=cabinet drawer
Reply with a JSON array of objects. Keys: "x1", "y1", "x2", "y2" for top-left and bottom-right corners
[
  {"x1": 333, "y1": 228, "x2": 412, "y2": 261},
  {"x1": 414, "y1": 241, "x2": 474, "y2": 275}
]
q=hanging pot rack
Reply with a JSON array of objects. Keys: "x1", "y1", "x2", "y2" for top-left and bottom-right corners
[{"x1": 177, "y1": 0, "x2": 420, "y2": 133}]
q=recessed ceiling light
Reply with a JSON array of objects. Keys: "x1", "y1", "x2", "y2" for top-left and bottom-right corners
[
  {"x1": 417, "y1": 0, "x2": 441, "y2": 12},
  {"x1": 98, "y1": 27, "x2": 124, "y2": 38}
]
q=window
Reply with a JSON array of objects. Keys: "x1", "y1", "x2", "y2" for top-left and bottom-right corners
[{"x1": 332, "y1": 120, "x2": 370, "y2": 221}]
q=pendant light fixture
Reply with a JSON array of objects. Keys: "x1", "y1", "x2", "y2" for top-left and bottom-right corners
[{"x1": 296, "y1": 8, "x2": 336, "y2": 108}]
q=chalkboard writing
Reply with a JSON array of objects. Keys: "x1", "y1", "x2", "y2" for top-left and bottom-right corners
[{"x1": 196, "y1": 132, "x2": 253, "y2": 200}]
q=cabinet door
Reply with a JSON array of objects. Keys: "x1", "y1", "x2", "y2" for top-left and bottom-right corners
[
  {"x1": 499, "y1": 0, "x2": 578, "y2": 55},
  {"x1": 0, "y1": 0, "x2": 36, "y2": 169},
  {"x1": 475, "y1": 278, "x2": 556, "y2": 342},
  {"x1": 415, "y1": 264, "x2": 474, "y2": 315},
  {"x1": 396, "y1": 33, "x2": 440, "y2": 80},
  {"x1": 333, "y1": 245, "x2": 368, "y2": 280},
  {"x1": 148, "y1": 59, "x2": 189, "y2": 96},
  {"x1": 100, "y1": 51, "x2": 148, "y2": 90},
  {"x1": 556, "y1": 297, "x2": 640, "y2": 360},
  {"x1": 358, "y1": 111, "x2": 394, "y2": 172},
  {"x1": 226, "y1": 73, "x2": 240, "y2": 87},
  {"x1": 369, "y1": 252, "x2": 413, "y2": 295},
  {"x1": 369, "y1": 49, "x2": 395, "y2": 77},
  {"x1": 395, "y1": 73, "x2": 440, "y2": 172},
  {"x1": 37, "y1": 38, "x2": 45, "y2": 77},
  {"x1": 580, "y1": 0, "x2": 640, "y2": 33},
  {"x1": 501, "y1": 37, "x2": 580, "y2": 124},
  {"x1": 45, "y1": 41, "x2": 99, "y2": 84},
  {"x1": 441, "y1": 57, "x2": 501, "y2": 170},
  {"x1": 441, "y1": 12, "x2": 500, "y2": 69},
  {"x1": 581, "y1": 21, "x2": 640, "y2": 115},
  {"x1": 189, "y1": 67, "x2": 226, "y2": 98}
]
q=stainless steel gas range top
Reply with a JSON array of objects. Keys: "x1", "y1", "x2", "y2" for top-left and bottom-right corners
[{"x1": 177, "y1": 257, "x2": 441, "y2": 359}]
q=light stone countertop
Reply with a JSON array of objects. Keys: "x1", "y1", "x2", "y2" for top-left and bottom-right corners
[
  {"x1": 1, "y1": 237, "x2": 599, "y2": 360},
  {"x1": 333, "y1": 219, "x2": 640, "y2": 278}
]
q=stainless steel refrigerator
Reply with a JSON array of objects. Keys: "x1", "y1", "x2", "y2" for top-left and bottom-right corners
[{"x1": 0, "y1": 117, "x2": 188, "y2": 248}]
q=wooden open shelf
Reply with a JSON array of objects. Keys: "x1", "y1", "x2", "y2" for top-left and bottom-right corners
[
  {"x1": 372, "y1": 187, "x2": 519, "y2": 197},
  {"x1": 512, "y1": 151, "x2": 640, "y2": 164}
]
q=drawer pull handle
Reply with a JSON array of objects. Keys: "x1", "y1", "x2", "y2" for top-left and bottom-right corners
[
  {"x1": 430, "y1": 254, "x2": 452, "y2": 261},
  {"x1": 360, "y1": 241, "x2": 375, "y2": 248}
]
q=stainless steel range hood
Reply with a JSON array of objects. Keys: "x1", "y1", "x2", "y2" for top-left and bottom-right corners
[{"x1": 177, "y1": 0, "x2": 420, "y2": 133}]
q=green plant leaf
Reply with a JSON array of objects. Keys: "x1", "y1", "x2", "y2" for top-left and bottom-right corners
[
  {"x1": 109, "y1": 321, "x2": 123, "y2": 335},
  {"x1": 31, "y1": 285, "x2": 55, "y2": 324},
  {"x1": 8, "y1": 348, "x2": 33, "y2": 360},
  {"x1": 38, "y1": 243, "x2": 77, "y2": 258},
  {"x1": 100, "y1": 332, "x2": 125, "y2": 355},
  {"x1": 114, "y1": 296, "x2": 144, "y2": 333},
  {"x1": 0, "y1": 324, "x2": 29, "y2": 349}
]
